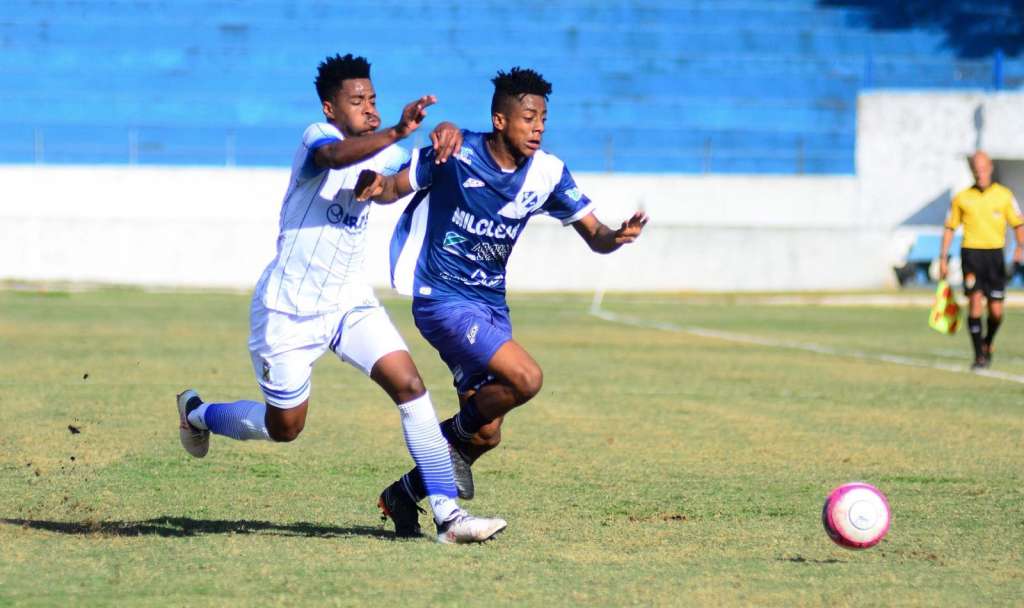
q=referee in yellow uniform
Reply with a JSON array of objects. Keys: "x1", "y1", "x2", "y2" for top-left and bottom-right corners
[{"x1": 939, "y1": 151, "x2": 1024, "y2": 369}]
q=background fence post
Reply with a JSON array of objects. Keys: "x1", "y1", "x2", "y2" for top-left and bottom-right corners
[{"x1": 993, "y1": 48, "x2": 1004, "y2": 90}]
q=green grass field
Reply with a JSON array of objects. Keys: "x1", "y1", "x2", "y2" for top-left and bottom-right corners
[{"x1": 1, "y1": 287, "x2": 1022, "y2": 606}]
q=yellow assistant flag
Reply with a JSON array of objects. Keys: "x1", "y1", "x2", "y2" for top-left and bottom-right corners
[{"x1": 928, "y1": 280, "x2": 961, "y2": 335}]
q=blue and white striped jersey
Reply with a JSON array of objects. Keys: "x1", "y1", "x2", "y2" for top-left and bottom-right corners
[
  {"x1": 390, "y1": 131, "x2": 594, "y2": 307},
  {"x1": 255, "y1": 122, "x2": 410, "y2": 315}
]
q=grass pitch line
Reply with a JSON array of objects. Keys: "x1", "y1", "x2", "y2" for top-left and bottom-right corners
[{"x1": 590, "y1": 308, "x2": 1024, "y2": 385}]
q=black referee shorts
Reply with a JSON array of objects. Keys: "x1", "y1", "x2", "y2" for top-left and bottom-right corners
[{"x1": 961, "y1": 248, "x2": 1007, "y2": 300}]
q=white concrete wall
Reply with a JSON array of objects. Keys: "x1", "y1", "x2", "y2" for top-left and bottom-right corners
[
  {"x1": 858, "y1": 91, "x2": 1024, "y2": 226},
  {"x1": 510, "y1": 173, "x2": 886, "y2": 292},
  {"x1": 0, "y1": 166, "x2": 283, "y2": 288},
  {"x1": 0, "y1": 165, "x2": 877, "y2": 292}
]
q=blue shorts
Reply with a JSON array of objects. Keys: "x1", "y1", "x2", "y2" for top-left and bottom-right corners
[{"x1": 412, "y1": 297, "x2": 512, "y2": 394}]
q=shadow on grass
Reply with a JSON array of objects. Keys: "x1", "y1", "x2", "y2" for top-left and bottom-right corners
[
  {"x1": 1, "y1": 516, "x2": 396, "y2": 540},
  {"x1": 777, "y1": 555, "x2": 845, "y2": 564}
]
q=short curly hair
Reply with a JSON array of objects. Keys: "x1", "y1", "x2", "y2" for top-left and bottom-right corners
[
  {"x1": 491, "y1": 67, "x2": 553, "y2": 114},
  {"x1": 315, "y1": 54, "x2": 371, "y2": 101}
]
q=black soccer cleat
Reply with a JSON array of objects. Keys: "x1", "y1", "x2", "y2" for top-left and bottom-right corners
[
  {"x1": 378, "y1": 481, "x2": 424, "y2": 539},
  {"x1": 449, "y1": 442, "x2": 475, "y2": 500},
  {"x1": 971, "y1": 356, "x2": 990, "y2": 370}
]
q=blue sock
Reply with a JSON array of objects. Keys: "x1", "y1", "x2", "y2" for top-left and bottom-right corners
[
  {"x1": 441, "y1": 397, "x2": 488, "y2": 444},
  {"x1": 191, "y1": 400, "x2": 271, "y2": 441},
  {"x1": 398, "y1": 393, "x2": 459, "y2": 523}
]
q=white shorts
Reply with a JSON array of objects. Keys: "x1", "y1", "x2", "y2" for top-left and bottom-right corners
[{"x1": 248, "y1": 297, "x2": 408, "y2": 409}]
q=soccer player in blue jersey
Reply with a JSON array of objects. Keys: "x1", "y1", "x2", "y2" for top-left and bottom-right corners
[
  {"x1": 355, "y1": 67, "x2": 648, "y2": 536},
  {"x1": 175, "y1": 53, "x2": 505, "y2": 543}
]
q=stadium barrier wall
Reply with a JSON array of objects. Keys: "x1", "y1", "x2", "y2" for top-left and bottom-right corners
[
  {"x1": 0, "y1": 165, "x2": 895, "y2": 292},
  {"x1": 859, "y1": 91, "x2": 1024, "y2": 225}
]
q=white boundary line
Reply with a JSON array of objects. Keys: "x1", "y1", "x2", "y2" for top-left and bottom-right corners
[{"x1": 589, "y1": 303, "x2": 1024, "y2": 386}]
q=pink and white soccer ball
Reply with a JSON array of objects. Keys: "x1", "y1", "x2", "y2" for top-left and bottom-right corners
[{"x1": 822, "y1": 482, "x2": 891, "y2": 549}]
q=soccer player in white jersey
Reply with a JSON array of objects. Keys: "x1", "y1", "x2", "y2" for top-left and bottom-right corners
[
  {"x1": 175, "y1": 54, "x2": 505, "y2": 544},
  {"x1": 354, "y1": 67, "x2": 648, "y2": 536}
]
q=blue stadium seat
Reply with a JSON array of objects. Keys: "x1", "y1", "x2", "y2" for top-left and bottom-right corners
[
  {"x1": 898, "y1": 232, "x2": 1024, "y2": 287},
  {"x1": 896, "y1": 234, "x2": 959, "y2": 286},
  {"x1": 0, "y1": 0, "x2": 1021, "y2": 171}
]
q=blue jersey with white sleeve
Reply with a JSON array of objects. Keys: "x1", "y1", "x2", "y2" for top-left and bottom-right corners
[{"x1": 390, "y1": 131, "x2": 594, "y2": 307}]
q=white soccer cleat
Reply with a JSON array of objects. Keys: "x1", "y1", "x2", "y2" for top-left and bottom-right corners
[
  {"x1": 177, "y1": 389, "x2": 209, "y2": 458},
  {"x1": 435, "y1": 510, "x2": 507, "y2": 544}
]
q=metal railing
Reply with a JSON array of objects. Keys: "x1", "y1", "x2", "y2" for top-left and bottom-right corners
[{"x1": 4, "y1": 127, "x2": 855, "y2": 174}]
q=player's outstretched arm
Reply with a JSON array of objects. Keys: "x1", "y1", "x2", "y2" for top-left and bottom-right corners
[
  {"x1": 571, "y1": 211, "x2": 649, "y2": 254},
  {"x1": 354, "y1": 168, "x2": 414, "y2": 205},
  {"x1": 315, "y1": 95, "x2": 436, "y2": 170}
]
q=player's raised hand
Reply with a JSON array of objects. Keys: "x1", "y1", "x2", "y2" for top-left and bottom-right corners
[
  {"x1": 354, "y1": 169, "x2": 384, "y2": 202},
  {"x1": 394, "y1": 95, "x2": 436, "y2": 138},
  {"x1": 431, "y1": 122, "x2": 463, "y2": 164},
  {"x1": 614, "y1": 211, "x2": 649, "y2": 244}
]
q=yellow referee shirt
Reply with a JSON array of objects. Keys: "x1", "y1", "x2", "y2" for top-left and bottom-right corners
[{"x1": 945, "y1": 183, "x2": 1023, "y2": 249}]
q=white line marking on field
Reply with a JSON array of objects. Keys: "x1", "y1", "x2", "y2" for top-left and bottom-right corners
[{"x1": 590, "y1": 308, "x2": 1024, "y2": 385}]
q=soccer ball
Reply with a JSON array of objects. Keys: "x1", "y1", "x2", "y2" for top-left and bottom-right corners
[{"x1": 821, "y1": 482, "x2": 891, "y2": 549}]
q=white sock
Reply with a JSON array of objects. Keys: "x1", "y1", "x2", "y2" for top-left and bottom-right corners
[
  {"x1": 398, "y1": 392, "x2": 460, "y2": 524},
  {"x1": 187, "y1": 403, "x2": 210, "y2": 429}
]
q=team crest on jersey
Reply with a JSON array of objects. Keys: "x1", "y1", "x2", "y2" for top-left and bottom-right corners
[
  {"x1": 497, "y1": 191, "x2": 543, "y2": 220},
  {"x1": 455, "y1": 146, "x2": 474, "y2": 165}
]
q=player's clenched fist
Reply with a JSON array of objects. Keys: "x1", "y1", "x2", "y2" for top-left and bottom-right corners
[{"x1": 354, "y1": 170, "x2": 384, "y2": 201}]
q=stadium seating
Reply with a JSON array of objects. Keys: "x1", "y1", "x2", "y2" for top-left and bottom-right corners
[
  {"x1": 895, "y1": 233, "x2": 1024, "y2": 287},
  {"x1": 0, "y1": 0, "x2": 1020, "y2": 173},
  {"x1": 894, "y1": 234, "x2": 959, "y2": 286}
]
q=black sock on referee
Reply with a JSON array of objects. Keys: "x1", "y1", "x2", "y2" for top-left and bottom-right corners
[
  {"x1": 968, "y1": 316, "x2": 984, "y2": 359},
  {"x1": 985, "y1": 315, "x2": 1002, "y2": 349}
]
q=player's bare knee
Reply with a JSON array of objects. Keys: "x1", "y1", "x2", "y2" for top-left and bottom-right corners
[
  {"x1": 511, "y1": 365, "x2": 543, "y2": 403},
  {"x1": 394, "y1": 373, "x2": 426, "y2": 404},
  {"x1": 265, "y1": 402, "x2": 307, "y2": 442},
  {"x1": 266, "y1": 411, "x2": 306, "y2": 442},
  {"x1": 268, "y1": 420, "x2": 304, "y2": 442}
]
